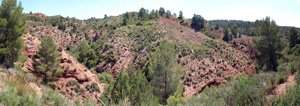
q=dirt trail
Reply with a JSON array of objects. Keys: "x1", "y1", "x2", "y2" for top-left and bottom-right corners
[{"x1": 266, "y1": 74, "x2": 296, "y2": 98}]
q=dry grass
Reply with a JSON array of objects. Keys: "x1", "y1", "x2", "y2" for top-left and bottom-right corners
[
  {"x1": 0, "y1": 68, "x2": 78, "y2": 105},
  {"x1": 0, "y1": 68, "x2": 35, "y2": 96}
]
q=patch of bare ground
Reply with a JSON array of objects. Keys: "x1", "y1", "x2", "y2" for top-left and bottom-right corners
[
  {"x1": 266, "y1": 73, "x2": 296, "y2": 99},
  {"x1": 180, "y1": 40, "x2": 256, "y2": 99},
  {"x1": 152, "y1": 17, "x2": 210, "y2": 44}
]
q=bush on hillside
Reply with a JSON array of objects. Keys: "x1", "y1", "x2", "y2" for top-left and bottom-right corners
[{"x1": 187, "y1": 72, "x2": 282, "y2": 105}]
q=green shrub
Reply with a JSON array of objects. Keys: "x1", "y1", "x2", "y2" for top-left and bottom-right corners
[
  {"x1": 66, "y1": 46, "x2": 71, "y2": 51},
  {"x1": 279, "y1": 77, "x2": 285, "y2": 84},
  {"x1": 217, "y1": 70, "x2": 223, "y2": 76},
  {"x1": 42, "y1": 90, "x2": 75, "y2": 105},
  {"x1": 0, "y1": 68, "x2": 76, "y2": 105},
  {"x1": 0, "y1": 87, "x2": 37, "y2": 106},
  {"x1": 98, "y1": 72, "x2": 115, "y2": 84},
  {"x1": 74, "y1": 85, "x2": 80, "y2": 93},
  {"x1": 277, "y1": 62, "x2": 289, "y2": 72},
  {"x1": 178, "y1": 54, "x2": 183, "y2": 58},
  {"x1": 91, "y1": 82, "x2": 100, "y2": 92},
  {"x1": 82, "y1": 98, "x2": 98, "y2": 106},
  {"x1": 288, "y1": 62, "x2": 297, "y2": 74},
  {"x1": 67, "y1": 59, "x2": 72, "y2": 63},
  {"x1": 58, "y1": 46, "x2": 63, "y2": 52},
  {"x1": 79, "y1": 88, "x2": 85, "y2": 94},
  {"x1": 104, "y1": 43, "x2": 113, "y2": 52},
  {"x1": 106, "y1": 50, "x2": 118, "y2": 64},
  {"x1": 47, "y1": 82, "x2": 56, "y2": 89},
  {"x1": 188, "y1": 72, "x2": 281, "y2": 105},
  {"x1": 271, "y1": 85, "x2": 300, "y2": 105},
  {"x1": 296, "y1": 72, "x2": 300, "y2": 84},
  {"x1": 177, "y1": 58, "x2": 181, "y2": 63},
  {"x1": 86, "y1": 84, "x2": 91, "y2": 91},
  {"x1": 66, "y1": 80, "x2": 78, "y2": 87},
  {"x1": 136, "y1": 21, "x2": 143, "y2": 26},
  {"x1": 54, "y1": 69, "x2": 64, "y2": 77},
  {"x1": 167, "y1": 92, "x2": 186, "y2": 106},
  {"x1": 15, "y1": 55, "x2": 28, "y2": 74},
  {"x1": 182, "y1": 48, "x2": 191, "y2": 56}
]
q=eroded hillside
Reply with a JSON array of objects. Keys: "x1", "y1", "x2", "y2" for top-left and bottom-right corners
[{"x1": 23, "y1": 13, "x2": 257, "y2": 100}]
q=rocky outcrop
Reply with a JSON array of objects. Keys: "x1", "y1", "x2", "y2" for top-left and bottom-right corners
[
  {"x1": 26, "y1": 13, "x2": 47, "y2": 19},
  {"x1": 22, "y1": 33, "x2": 40, "y2": 57},
  {"x1": 180, "y1": 39, "x2": 256, "y2": 99},
  {"x1": 96, "y1": 46, "x2": 135, "y2": 78},
  {"x1": 29, "y1": 82, "x2": 42, "y2": 98},
  {"x1": 94, "y1": 30, "x2": 108, "y2": 41},
  {"x1": 21, "y1": 34, "x2": 104, "y2": 102},
  {"x1": 56, "y1": 50, "x2": 105, "y2": 102},
  {"x1": 26, "y1": 25, "x2": 85, "y2": 48},
  {"x1": 23, "y1": 58, "x2": 35, "y2": 73}
]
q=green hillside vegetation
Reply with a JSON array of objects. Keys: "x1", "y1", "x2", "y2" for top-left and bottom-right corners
[
  {"x1": 1, "y1": 0, "x2": 300, "y2": 105},
  {"x1": 209, "y1": 19, "x2": 299, "y2": 37}
]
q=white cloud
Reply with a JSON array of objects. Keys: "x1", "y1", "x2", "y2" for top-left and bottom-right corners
[{"x1": 298, "y1": 0, "x2": 300, "y2": 3}]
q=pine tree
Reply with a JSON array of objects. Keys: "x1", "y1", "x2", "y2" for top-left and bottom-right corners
[
  {"x1": 127, "y1": 63, "x2": 135, "y2": 80},
  {"x1": 0, "y1": 0, "x2": 26, "y2": 68},
  {"x1": 78, "y1": 40, "x2": 89, "y2": 63},
  {"x1": 77, "y1": 40, "x2": 97, "y2": 68},
  {"x1": 125, "y1": 12, "x2": 130, "y2": 19},
  {"x1": 167, "y1": 92, "x2": 186, "y2": 105},
  {"x1": 111, "y1": 68, "x2": 131, "y2": 103},
  {"x1": 138, "y1": 7, "x2": 147, "y2": 21},
  {"x1": 166, "y1": 10, "x2": 171, "y2": 19},
  {"x1": 71, "y1": 25, "x2": 77, "y2": 33},
  {"x1": 155, "y1": 10, "x2": 159, "y2": 18},
  {"x1": 108, "y1": 64, "x2": 159, "y2": 105},
  {"x1": 149, "y1": 40, "x2": 183, "y2": 104},
  {"x1": 178, "y1": 11, "x2": 183, "y2": 19},
  {"x1": 231, "y1": 25, "x2": 238, "y2": 38},
  {"x1": 253, "y1": 17, "x2": 284, "y2": 71},
  {"x1": 104, "y1": 14, "x2": 108, "y2": 19},
  {"x1": 222, "y1": 26, "x2": 230, "y2": 42},
  {"x1": 191, "y1": 14, "x2": 205, "y2": 31},
  {"x1": 35, "y1": 35, "x2": 59, "y2": 82},
  {"x1": 149, "y1": 10, "x2": 156, "y2": 19},
  {"x1": 289, "y1": 27, "x2": 299, "y2": 49},
  {"x1": 122, "y1": 17, "x2": 127, "y2": 26},
  {"x1": 173, "y1": 13, "x2": 177, "y2": 17},
  {"x1": 85, "y1": 49, "x2": 97, "y2": 68},
  {"x1": 238, "y1": 30, "x2": 242, "y2": 38},
  {"x1": 129, "y1": 68, "x2": 158, "y2": 105},
  {"x1": 215, "y1": 22, "x2": 219, "y2": 30},
  {"x1": 159, "y1": 7, "x2": 165, "y2": 16}
]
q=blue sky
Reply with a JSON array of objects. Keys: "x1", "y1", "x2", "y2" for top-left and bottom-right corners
[{"x1": 17, "y1": 0, "x2": 300, "y2": 27}]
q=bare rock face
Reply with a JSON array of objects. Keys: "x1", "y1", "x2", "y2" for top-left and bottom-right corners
[
  {"x1": 26, "y1": 24, "x2": 85, "y2": 48},
  {"x1": 23, "y1": 58, "x2": 35, "y2": 73},
  {"x1": 29, "y1": 82, "x2": 42, "y2": 98},
  {"x1": 21, "y1": 33, "x2": 41, "y2": 57},
  {"x1": 94, "y1": 30, "x2": 108, "y2": 41},
  {"x1": 21, "y1": 33, "x2": 40, "y2": 73},
  {"x1": 75, "y1": 73, "x2": 87, "y2": 82},
  {"x1": 55, "y1": 51, "x2": 104, "y2": 101}
]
